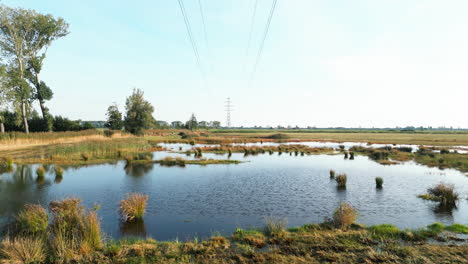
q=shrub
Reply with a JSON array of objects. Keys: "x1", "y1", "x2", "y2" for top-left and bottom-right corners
[
  {"x1": 349, "y1": 152, "x2": 355, "y2": 159},
  {"x1": 427, "y1": 183, "x2": 459, "y2": 206},
  {"x1": 119, "y1": 193, "x2": 149, "y2": 222},
  {"x1": 335, "y1": 174, "x2": 347, "y2": 188},
  {"x1": 16, "y1": 204, "x2": 48, "y2": 235},
  {"x1": 36, "y1": 166, "x2": 45, "y2": 179},
  {"x1": 263, "y1": 217, "x2": 287, "y2": 236},
  {"x1": 440, "y1": 148, "x2": 450, "y2": 154},
  {"x1": 332, "y1": 203, "x2": 358, "y2": 230},
  {"x1": 329, "y1": 169, "x2": 335, "y2": 178},
  {"x1": 375, "y1": 177, "x2": 383, "y2": 188},
  {"x1": 81, "y1": 153, "x2": 90, "y2": 161},
  {"x1": 0, "y1": 237, "x2": 46, "y2": 264},
  {"x1": 344, "y1": 151, "x2": 349, "y2": 159}
]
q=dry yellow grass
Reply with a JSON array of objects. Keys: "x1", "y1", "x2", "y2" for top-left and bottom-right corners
[
  {"x1": 0, "y1": 237, "x2": 46, "y2": 263},
  {"x1": 119, "y1": 193, "x2": 149, "y2": 222}
]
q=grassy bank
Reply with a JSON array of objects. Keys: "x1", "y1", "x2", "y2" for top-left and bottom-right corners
[
  {"x1": 2, "y1": 200, "x2": 467, "y2": 264},
  {"x1": 350, "y1": 146, "x2": 468, "y2": 172}
]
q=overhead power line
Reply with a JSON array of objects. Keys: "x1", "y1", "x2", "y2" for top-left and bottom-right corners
[
  {"x1": 245, "y1": 0, "x2": 259, "y2": 58},
  {"x1": 177, "y1": 0, "x2": 205, "y2": 81},
  {"x1": 249, "y1": 0, "x2": 278, "y2": 84},
  {"x1": 198, "y1": 0, "x2": 209, "y2": 50}
]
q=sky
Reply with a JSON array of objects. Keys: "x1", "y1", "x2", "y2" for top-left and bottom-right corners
[{"x1": 3, "y1": 0, "x2": 468, "y2": 128}]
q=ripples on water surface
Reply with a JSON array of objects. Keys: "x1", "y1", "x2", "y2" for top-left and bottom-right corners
[{"x1": 0, "y1": 143, "x2": 467, "y2": 240}]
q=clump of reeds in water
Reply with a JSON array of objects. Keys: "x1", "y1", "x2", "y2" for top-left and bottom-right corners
[
  {"x1": 54, "y1": 166, "x2": 64, "y2": 183},
  {"x1": 36, "y1": 166, "x2": 45, "y2": 183},
  {"x1": 119, "y1": 193, "x2": 149, "y2": 222},
  {"x1": 263, "y1": 217, "x2": 287, "y2": 236},
  {"x1": 0, "y1": 156, "x2": 14, "y2": 173},
  {"x1": 419, "y1": 183, "x2": 459, "y2": 206},
  {"x1": 375, "y1": 177, "x2": 383, "y2": 188},
  {"x1": 228, "y1": 149, "x2": 232, "y2": 157},
  {"x1": 335, "y1": 174, "x2": 347, "y2": 188},
  {"x1": 329, "y1": 169, "x2": 336, "y2": 179},
  {"x1": 349, "y1": 152, "x2": 355, "y2": 160},
  {"x1": 16, "y1": 204, "x2": 48, "y2": 235},
  {"x1": 332, "y1": 202, "x2": 358, "y2": 230},
  {"x1": 344, "y1": 151, "x2": 349, "y2": 159}
]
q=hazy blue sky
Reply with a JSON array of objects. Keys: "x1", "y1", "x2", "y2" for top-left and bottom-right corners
[{"x1": 3, "y1": 0, "x2": 468, "y2": 128}]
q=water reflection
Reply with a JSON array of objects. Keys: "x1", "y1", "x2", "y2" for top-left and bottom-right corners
[
  {"x1": 0, "y1": 150, "x2": 467, "y2": 241},
  {"x1": 124, "y1": 163, "x2": 155, "y2": 177},
  {"x1": 119, "y1": 219, "x2": 147, "y2": 237}
]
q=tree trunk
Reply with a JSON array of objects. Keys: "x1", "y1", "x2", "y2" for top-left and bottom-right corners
[
  {"x1": 0, "y1": 122, "x2": 4, "y2": 133},
  {"x1": 21, "y1": 101, "x2": 29, "y2": 134}
]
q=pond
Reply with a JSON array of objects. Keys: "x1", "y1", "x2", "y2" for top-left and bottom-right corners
[{"x1": 0, "y1": 144, "x2": 467, "y2": 241}]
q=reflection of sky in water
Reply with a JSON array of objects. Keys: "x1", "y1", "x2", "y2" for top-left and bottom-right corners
[{"x1": 0, "y1": 145, "x2": 467, "y2": 241}]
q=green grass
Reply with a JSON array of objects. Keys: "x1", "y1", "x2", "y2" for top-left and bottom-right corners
[
  {"x1": 445, "y1": 224, "x2": 468, "y2": 234},
  {"x1": 368, "y1": 224, "x2": 402, "y2": 239}
]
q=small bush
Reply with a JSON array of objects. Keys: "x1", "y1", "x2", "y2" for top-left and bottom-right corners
[
  {"x1": 81, "y1": 153, "x2": 90, "y2": 161},
  {"x1": 329, "y1": 169, "x2": 335, "y2": 178},
  {"x1": 335, "y1": 174, "x2": 347, "y2": 188},
  {"x1": 332, "y1": 203, "x2": 358, "y2": 230},
  {"x1": 375, "y1": 177, "x2": 383, "y2": 188},
  {"x1": 263, "y1": 217, "x2": 287, "y2": 236},
  {"x1": 440, "y1": 148, "x2": 450, "y2": 154},
  {"x1": 119, "y1": 193, "x2": 149, "y2": 222},
  {"x1": 0, "y1": 237, "x2": 46, "y2": 264},
  {"x1": 16, "y1": 204, "x2": 48, "y2": 235}
]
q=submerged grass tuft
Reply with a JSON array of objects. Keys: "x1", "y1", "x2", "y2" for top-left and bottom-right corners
[
  {"x1": 418, "y1": 183, "x2": 459, "y2": 206},
  {"x1": 335, "y1": 173, "x2": 347, "y2": 188},
  {"x1": 375, "y1": 177, "x2": 383, "y2": 188},
  {"x1": 119, "y1": 193, "x2": 149, "y2": 222}
]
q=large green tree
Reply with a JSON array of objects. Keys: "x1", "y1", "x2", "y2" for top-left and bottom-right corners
[
  {"x1": 124, "y1": 88, "x2": 155, "y2": 135},
  {"x1": 23, "y1": 13, "x2": 69, "y2": 130},
  {"x1": 105, "y1": 103, "x2": 123, "y2": 130},
  {"x1": 0, "y1": 5, "x2": 69, "y2": 133}
]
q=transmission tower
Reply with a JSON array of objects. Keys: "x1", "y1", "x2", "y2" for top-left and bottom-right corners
[{"x1": 225, "y1": 97, "x2": 233, "y2": 128}]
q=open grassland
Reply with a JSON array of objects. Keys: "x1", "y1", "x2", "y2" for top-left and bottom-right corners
[
  {"x1": 208, "y1": 129, "x2": 468, "y2": 146},
  {"x1": 0, "y1": 137, "x2": 161, "y2": 165}
]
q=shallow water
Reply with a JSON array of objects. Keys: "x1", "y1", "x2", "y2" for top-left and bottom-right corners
[{"x1": 0, "y1": 146, "x2": 467, "y2": 241}]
